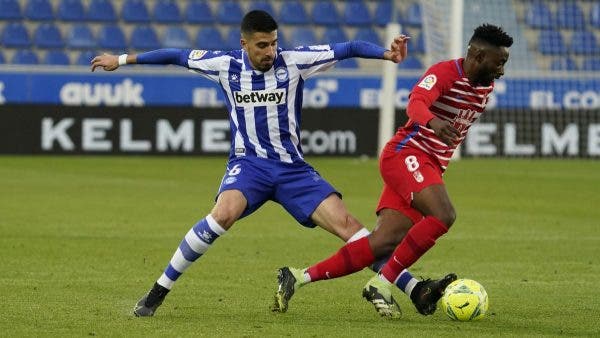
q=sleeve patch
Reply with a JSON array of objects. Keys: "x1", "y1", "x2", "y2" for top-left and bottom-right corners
[
  {"x1": 189, "y1": 50, "x2": 208, "y2": 60},
  {"x1": 417, "y1": 74, "x2": 437, "y2": 90},
  {"x1": 294, "y1": 45, "x2": 331, "y2": 51},
  {"x1": 307, "y1": 44, "x2": 331, "y2": 51}
]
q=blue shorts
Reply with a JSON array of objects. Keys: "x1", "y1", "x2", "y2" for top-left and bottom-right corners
[{"x1": 216, "y1": 157, "x2": 340, "y2": 228}]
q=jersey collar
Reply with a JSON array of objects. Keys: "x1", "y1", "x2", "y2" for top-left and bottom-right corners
[
  {"x1": 454, "y1": 58, "x2": 465, "y2": 78},
  {"x1": 242, "y1": 50, "x2": 254, "y2": 71},
  {"x1": 241, "y1": 49, "x2": 279, "y2": 73}
]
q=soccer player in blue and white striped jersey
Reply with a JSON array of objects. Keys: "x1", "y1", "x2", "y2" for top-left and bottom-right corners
[{"x1": 91, "y1": 10, "x2": 409, "y2": 317}]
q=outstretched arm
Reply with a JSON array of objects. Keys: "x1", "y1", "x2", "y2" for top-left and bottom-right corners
[
  {"x1": 333, "y1": 35, "x2": 409, "y2": 63},
  {"x1": 91, "y1": 49, "x2": 190, "y2": 72},
  {"x1": 384, "y1": 35, "x2": 410, "y2": 63}
]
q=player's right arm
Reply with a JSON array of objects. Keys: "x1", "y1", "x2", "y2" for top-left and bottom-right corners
[
  {"x1": 91, "y1": 49, "x2": 190, "y2": 72},
  {"x1": 91, "y1": 49, "x2": 225, "y2": 83},
  {"x1": 407, "y1": 64, "x2": 461, "y2": 146},
  {"x1": 408, "y1": 95, "x2": 461, "y2": 147}
]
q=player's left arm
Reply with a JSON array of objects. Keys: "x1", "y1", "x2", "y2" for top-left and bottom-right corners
[
  {"x1": 333, "y1": 35, "x2": 409, "y2": 63},
  {"x1": 295, "y1": 36, "x2": 409, "y2": 79}
]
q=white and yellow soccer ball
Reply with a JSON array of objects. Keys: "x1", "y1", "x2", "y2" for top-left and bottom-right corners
[{"x1": 441, "y1": 278, "x2": 489, "y2": 321}]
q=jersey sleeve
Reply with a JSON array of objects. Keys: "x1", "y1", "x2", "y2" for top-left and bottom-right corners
[
  {"x1": 186, "y1": 49, "x2": 230, "y2": 83},
  {"x1": 406, "y1": 62, "x2": 455, "y2": 125},
  {"x1": 286, "y1": 45, "x2": 338, "y2": 79},
  {"x1": 410, "y1": 62, "x2": 454, "y2": 107},
  {"x1": 289, "y1": 41, "x2": 387, "y2": 79}
]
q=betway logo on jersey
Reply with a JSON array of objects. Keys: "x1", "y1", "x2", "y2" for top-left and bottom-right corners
[{"x1": 233, "y1": 89, "x2": 286, "y2": 107}]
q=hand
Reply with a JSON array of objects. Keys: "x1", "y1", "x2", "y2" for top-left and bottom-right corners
[
  {"x1": 428, "y1": 117, "x2": 461, "y2": 147},
  {"x1": 91, "y1": 54, "x2": 119, "y2": 72},
  {"x1": 385, "y1": 34, "x2": 410, "y2": 63}
]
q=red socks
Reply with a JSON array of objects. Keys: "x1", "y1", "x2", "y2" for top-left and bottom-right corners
[
  {"x1": 380, "y1": 216, "x2": 448, "y2": 283},
  {"x1": 305, "y1": 216, "x2": 448, "y2": 283},
  {"x1": 306, "y1": 236, "x2": 375, "y2": 282}
]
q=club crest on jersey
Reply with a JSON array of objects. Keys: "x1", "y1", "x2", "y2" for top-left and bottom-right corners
[
  {"x1": 275, "y1": 67, "x2": 288, "y2": 82},
  {"x1": 454, "y1": 109, "x2": 477, "y2": 126},
  {"x1": 189, "y1": 50, "x2": 208, "y2": 60},
  {"x1": 418, "y1": 74, "x2": 437, "y2": 90},
  {"x1": 413, "y1": 170, "x2": 424, "y2": 183},
  {"x1": 233, "y1": 88, "x2": 286, "y2": 107}
]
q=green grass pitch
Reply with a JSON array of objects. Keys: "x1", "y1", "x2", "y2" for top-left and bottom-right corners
[{"x1": 1, "y1": 156, "x2": 598, "y2": 336}]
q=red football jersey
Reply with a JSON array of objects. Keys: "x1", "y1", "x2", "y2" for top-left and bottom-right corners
[{"x1": 388, "y1": 58, "x2": 494, "y2": 170}]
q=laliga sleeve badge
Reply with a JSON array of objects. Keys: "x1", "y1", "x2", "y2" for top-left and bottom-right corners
[
  {"x1": 417, "y1": 74, "x2": 437, "y2": 90},
  {"x1": 189, "y1": 50, "x2": 208, "y2": 60}
]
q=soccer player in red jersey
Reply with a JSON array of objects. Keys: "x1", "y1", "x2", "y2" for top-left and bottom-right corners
[{"x1": 273, "y1": 24, "x2": 513, "y2": 318}]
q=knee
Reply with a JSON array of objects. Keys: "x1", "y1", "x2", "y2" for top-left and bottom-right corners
[
  {"x1": 210, "y1": 205, "x2": 240, "y2": 229},
  {"x1": 210, "y1": 212, "x2": 234, "y2": 229},
  {"x1": 211, "y1": 190, "x2": 246, "y2": 229},
  {"x1": 432, "y1": 206, "x2": 456, "y2": 228}
]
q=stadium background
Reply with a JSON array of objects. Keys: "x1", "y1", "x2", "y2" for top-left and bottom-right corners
[
  {"x1": 1, "y1": 0, "x2": 599, "y2": 157},
  {"x1": 1, "y1": 0, "x2": 599, "y2": 336}
]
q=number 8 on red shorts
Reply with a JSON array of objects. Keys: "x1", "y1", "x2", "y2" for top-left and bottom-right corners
[{"x1": 376, "y1": 148, "x2": 444, "y2": 224}]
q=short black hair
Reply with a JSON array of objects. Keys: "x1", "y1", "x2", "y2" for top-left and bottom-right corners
[
  {"x1": 241, "y1": 10, "x2": 278, "y2": 35},
  {"x1": 469, "y1": 23, "x2": 513, "y2": 48}
]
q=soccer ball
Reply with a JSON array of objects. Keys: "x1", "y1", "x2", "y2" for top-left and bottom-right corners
[{"x1": 441, "y1": 279, "x2": 488, "y2": 321}]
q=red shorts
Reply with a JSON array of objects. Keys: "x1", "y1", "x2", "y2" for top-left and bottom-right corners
[{"x1": 376, "y1": 148, "x2": 444, "y2": 224}]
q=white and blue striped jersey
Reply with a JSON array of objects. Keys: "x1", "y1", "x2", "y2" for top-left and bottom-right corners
[{"x1": 185, "y1": 46, "x2": 344, "y2": 164}]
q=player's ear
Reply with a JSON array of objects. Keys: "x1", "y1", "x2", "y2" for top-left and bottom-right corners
[
  {"x1": 473, "y1": 47, "x2": 486, "y2": 64},
  {"x1": 468, "y1": 42, "x2": 486, "y2": 64},
  {"x1": 477, "y1": 52, "x2": 486, "y2": 64},
  {"x1": 240, "y1": 31, "x2": 250, "y2": 49}
]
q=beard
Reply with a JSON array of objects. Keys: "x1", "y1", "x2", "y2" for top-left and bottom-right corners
[
  {"x1": 256, "y1": 58, "x2": 273, "y2": 72},
  {"x1": 474, "y1": 68, "x2": 494, "y2": 86}
]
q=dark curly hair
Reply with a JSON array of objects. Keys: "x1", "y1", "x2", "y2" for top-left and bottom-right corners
[{"x1": 469, "y1": 24, "x2": 513, "y2": 47}]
